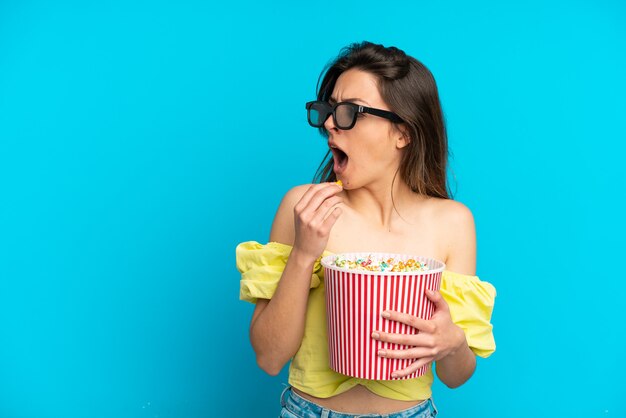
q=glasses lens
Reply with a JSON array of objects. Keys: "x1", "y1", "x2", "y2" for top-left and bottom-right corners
[
  {"x1": 308, "y1": 102, "x2": 330, "y2": 127},
  {"x1": 335, "y1": 103, "x2": 357, "y2": 129}
]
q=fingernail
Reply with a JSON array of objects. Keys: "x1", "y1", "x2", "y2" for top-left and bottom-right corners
[
  {"x1": 378, "y1": 350, "x2": 386, "y2": 357},
  {"x1": 391, "y1": 372, "x2": 399, "y2": 378},
  {"x1": 371, "y1": 332, "x2": 380, "y2": 339},
  {"x1": 381, "y1": 311, "x2": 390, "y2": 318}
]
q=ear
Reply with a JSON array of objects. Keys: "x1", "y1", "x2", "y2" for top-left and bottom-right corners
[{"x1": 395, "y1": 125, "x2": 411, "y2": 149}]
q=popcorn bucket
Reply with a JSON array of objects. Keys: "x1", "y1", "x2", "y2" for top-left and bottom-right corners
[{"x1": 321, "y1": 253, "x2": 445, "y2": 380}]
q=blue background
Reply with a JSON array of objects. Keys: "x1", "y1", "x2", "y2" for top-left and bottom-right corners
[{"x1": 1, "y1": 1, "x2": 624, "y2": 417}]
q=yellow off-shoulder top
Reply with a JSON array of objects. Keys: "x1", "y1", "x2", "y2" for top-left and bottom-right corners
[{"x1": 236, "y1": 241, "x2": 496, "y2": 401}]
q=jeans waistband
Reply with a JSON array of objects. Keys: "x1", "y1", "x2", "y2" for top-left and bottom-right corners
[{"x1": 280, "y1": 386, "x2": 437, "y2": 418}]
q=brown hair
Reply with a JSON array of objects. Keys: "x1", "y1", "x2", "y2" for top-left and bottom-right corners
[{"x1": 313, "y1": 41, "x2": 454, "y2": 199}]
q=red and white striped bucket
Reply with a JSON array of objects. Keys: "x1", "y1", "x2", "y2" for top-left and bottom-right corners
[{"x1": 321, "y1": 253, "x2": 445, "y2": 380}]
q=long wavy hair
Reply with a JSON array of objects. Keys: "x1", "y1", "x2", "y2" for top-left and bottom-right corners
[{"x1": 312, "y1": 41, "x2": 454, "y2": 199}]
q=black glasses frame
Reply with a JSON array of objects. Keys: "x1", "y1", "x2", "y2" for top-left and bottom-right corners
[{"x1": 305, "y1": 100, "x2": 403, "y2": 130}]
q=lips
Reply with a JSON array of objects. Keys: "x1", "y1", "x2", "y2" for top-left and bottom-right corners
[{"x1": 329, "y1": 142, "x2": 349, "y2": 174}]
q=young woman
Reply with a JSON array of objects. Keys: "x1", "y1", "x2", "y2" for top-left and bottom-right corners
[{"x1": 237, "y1": 41, "x2": 496, "y2": 418}]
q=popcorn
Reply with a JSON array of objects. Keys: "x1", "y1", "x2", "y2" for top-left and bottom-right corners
[{"x1": 331, "y1": 254, "x2": 429, "y2": 272}]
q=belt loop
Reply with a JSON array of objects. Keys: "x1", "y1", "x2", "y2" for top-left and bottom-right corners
[
  {"x1": 321, "y1": 408, "x2": 330, "y2": 418},
  {"x1": 280, "y1": 384, "x2": 291, "y2": 407},
  {"x1": 430, "y1": 398, "x2": 438, "y2": 415}
]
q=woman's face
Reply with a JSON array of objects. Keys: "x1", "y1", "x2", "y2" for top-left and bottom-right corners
[{"x1": 325, "y1": 68, "x2": 408, "y2": 189}]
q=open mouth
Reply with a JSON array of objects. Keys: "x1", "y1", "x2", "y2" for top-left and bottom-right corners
[{"x1": 330, "y1": 144, "x2": 349, "y2": 174}]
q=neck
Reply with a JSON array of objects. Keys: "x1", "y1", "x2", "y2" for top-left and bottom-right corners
[{"x1": 344, "y1": 173, "x2": 417, "y2": 231}]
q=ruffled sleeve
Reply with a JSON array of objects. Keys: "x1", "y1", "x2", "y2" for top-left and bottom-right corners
[
  {"x1": 236, "y1": 241, "x2": 326, "y2": 304},
  {"x1": 440, "y1": 271, "x2": 497, "y2": 358}
]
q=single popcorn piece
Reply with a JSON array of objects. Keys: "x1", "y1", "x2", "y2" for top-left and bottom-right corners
[
  {"x1": 332, "y1": 254, "x2": 429, "y2": 272},
  {"x1": 334, "y1": 255, "x2": 347, "y2": 268},
  {"x1": 336, "y1": 180, "x2": 343, "y2": 187}
]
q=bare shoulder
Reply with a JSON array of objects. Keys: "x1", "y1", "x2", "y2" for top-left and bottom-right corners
[
  {"x1": 268, "y1": 184, "x2": 314, "y2": 246},
  {"x1": 433, "y1": 198, "x2": 477, "y2": 275},
  {"x1": 437, "y1": 199, "x2": 475, "y2": 227}
]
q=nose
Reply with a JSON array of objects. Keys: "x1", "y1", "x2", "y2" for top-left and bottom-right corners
[{"x1": 323, "y1": 111, "x2": 338, "y2": 133}]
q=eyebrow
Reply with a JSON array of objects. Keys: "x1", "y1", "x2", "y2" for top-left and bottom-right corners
[{"x1": 328, "y1": 97, "x2": 371, "y2": 106}]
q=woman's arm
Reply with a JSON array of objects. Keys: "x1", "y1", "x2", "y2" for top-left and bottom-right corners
[
  {"x1": 370, "y1": 201, "x2": 478, "y2": 386},
  {"x1": 434, "y1": 202, "x2": 478, "y2": 387},
  {"x1": 249, "y1": 183, "x2": 343, "y2": 375}
]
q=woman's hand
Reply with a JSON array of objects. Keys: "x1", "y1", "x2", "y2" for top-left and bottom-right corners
[
  {"x1": 292, "y1": 182, "x2": 343, "y2": 262},
  {"x1": 371, "y1": 289, "x2": 467, "y2": 379}
]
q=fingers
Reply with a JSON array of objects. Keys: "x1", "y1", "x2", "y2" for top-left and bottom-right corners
[
  {"x1": 294, "y1": 183, "x2": 343, "y2": 235},
  {"x1": 294, "y1": 182, "x2": 342, "y2": 215},
  {"x1": 425, "y1": 289, "x2": 449, "y2": 313},
  {"x1": 380, "y1": 310, "x2": 436, "y2": 333},
  {"x1": 303, "y1": 195, "x2": 343, "y2": 236},
  {"x1": 292, "y1": 183, "x2": 343, "y2": 258},
  {"x1": 317, "y1": 195, "x2": 343, "y2": 221},
  {"x1": 371, "y1": 330, "x2": 435, "y2": 347},
  {"x1": 389, "y1": 357, "x2": 434, "y2": 379},
  {"x1": 320, "y1": 206, "x2": 342, "y2": 235},
  {"x1": 376, "y1": 346, "x2": 436, "y2": 360},
  {"x1": 299, "y1": 196, "x2": 343, "y2": 230},
  {"x1": 371, "y1": 325, "x2": 437, "y2": 379}
]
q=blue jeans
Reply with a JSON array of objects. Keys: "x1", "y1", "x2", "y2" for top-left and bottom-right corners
[{"x1": 279, "y1": 386, "x2": 438, "y2": 418}]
